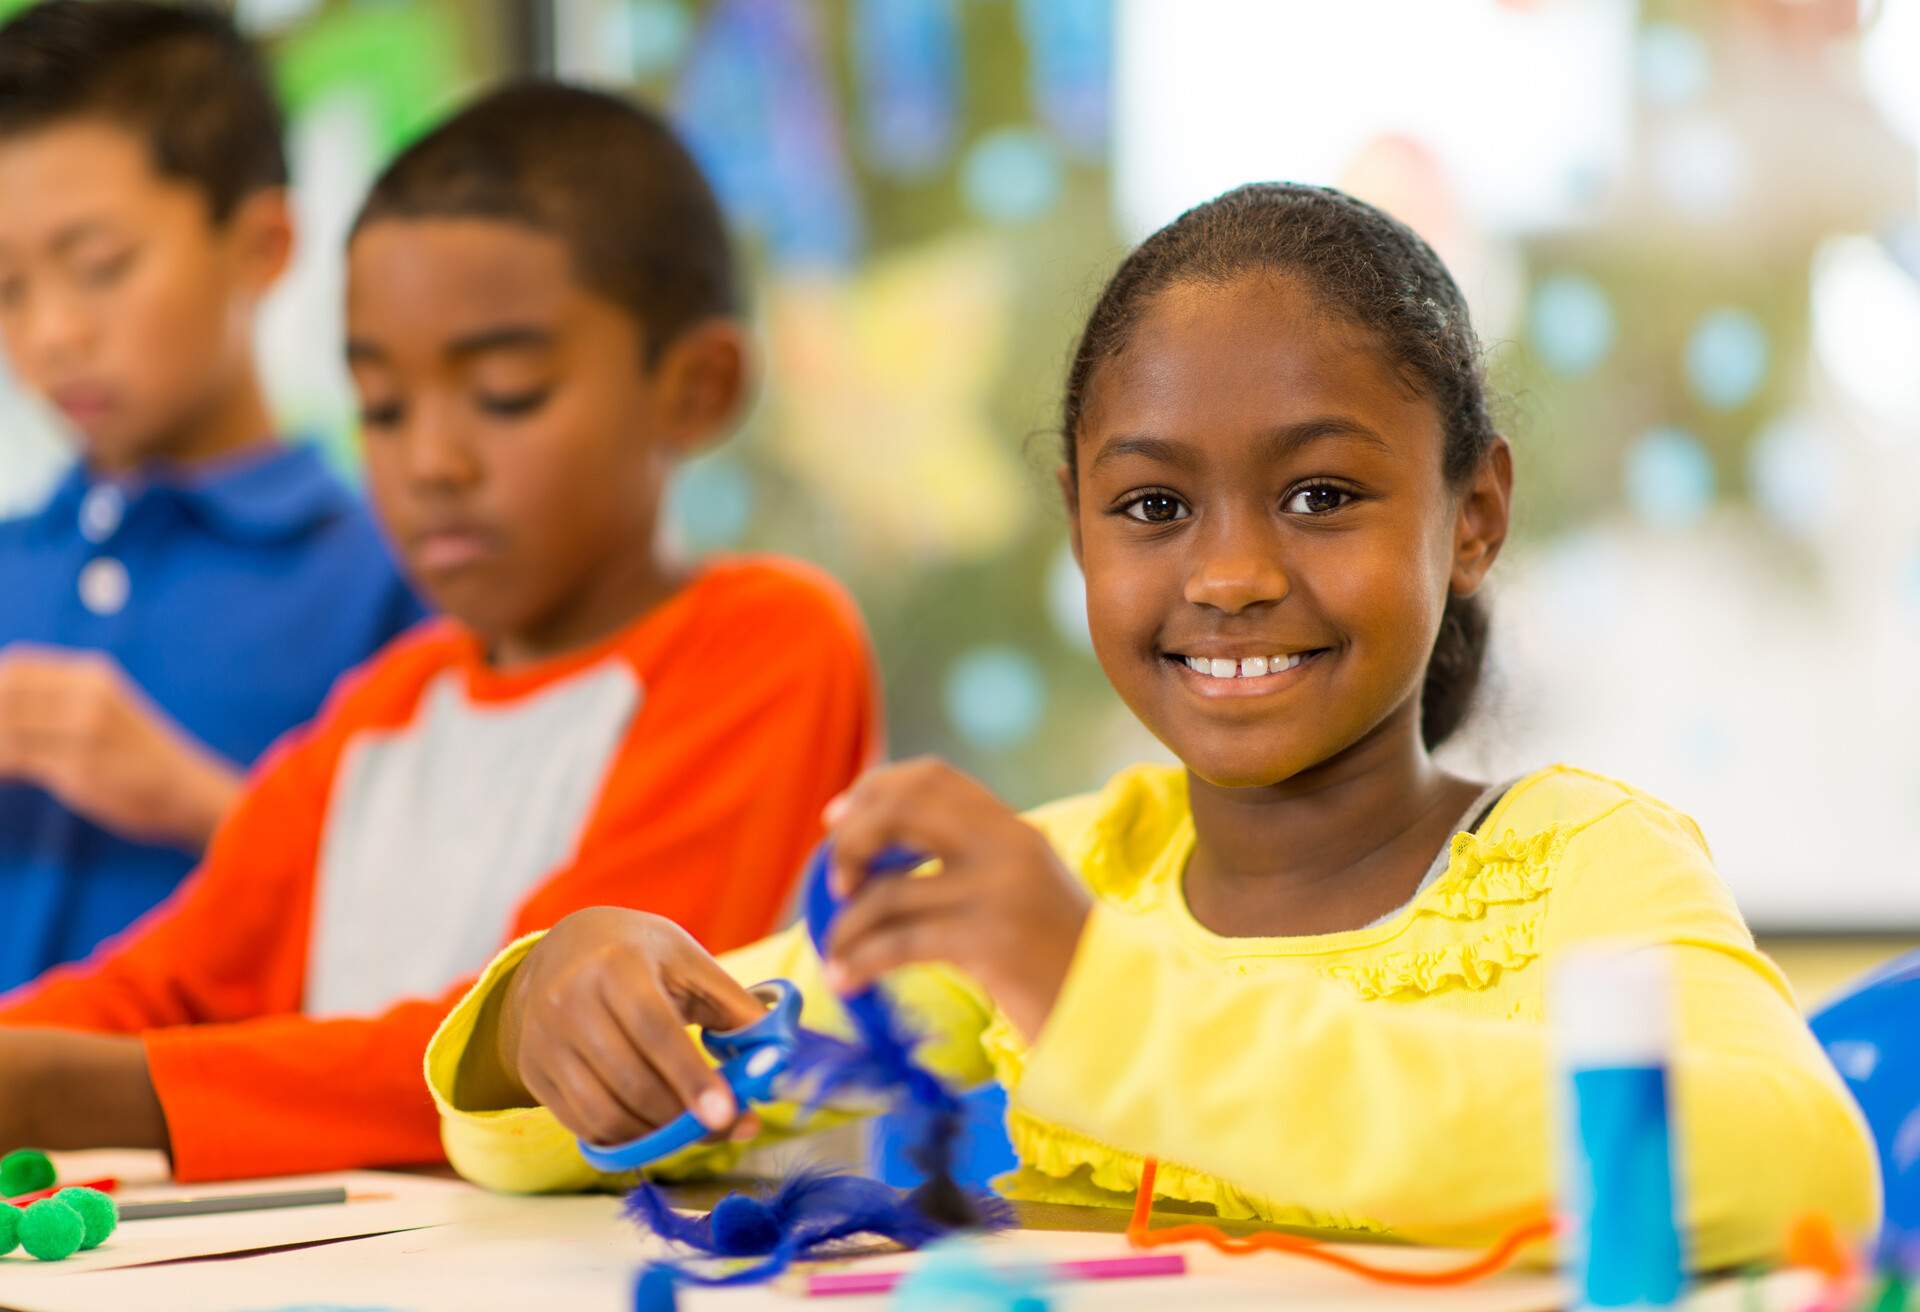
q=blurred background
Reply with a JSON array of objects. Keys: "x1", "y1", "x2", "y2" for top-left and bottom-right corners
[{"x1": 2, "y1": 0, "x2": 1915, "y2": 975}]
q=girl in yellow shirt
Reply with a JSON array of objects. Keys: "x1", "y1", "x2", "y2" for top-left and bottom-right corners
[{"x1": 429, "y1": 183, "x2": 1878, "y2": 1268}]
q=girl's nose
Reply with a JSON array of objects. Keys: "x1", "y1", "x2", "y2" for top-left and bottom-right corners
[{"x1": 1183, "y1": 516, "x2": 1291, "y2": 614}]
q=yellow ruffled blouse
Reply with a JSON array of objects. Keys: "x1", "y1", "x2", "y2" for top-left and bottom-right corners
[{"x1": 426, "y1": 764, "x2": 1879, "y2": 1269}]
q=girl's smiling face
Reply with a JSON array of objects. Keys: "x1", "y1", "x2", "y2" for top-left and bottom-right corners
[{"x1": 1067, "y1": 270, "x2": 1509, "y2": 790}]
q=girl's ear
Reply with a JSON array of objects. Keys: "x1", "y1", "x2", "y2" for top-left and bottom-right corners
[
  {"x1": 1450, "y1": 436, "x2": 1513, "y2": 597},
  {"x1": 655, "y1": 318, "x2": 752, "y2": 456},
  {"x1": 1056, "y1": 462, "x2": 1084, "y2": 566}
]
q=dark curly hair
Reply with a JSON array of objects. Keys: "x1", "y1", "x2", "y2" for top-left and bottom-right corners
[
  {"x1": 1061, "y1": 183, "x2": 1499, "y2": 749},
  {"x1": 0, "y1": 0, "x2": 288, "y2": 224}
]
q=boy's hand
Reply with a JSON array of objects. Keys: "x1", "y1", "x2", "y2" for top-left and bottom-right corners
[
  {"x1": 0, "y1": 646, "x2": 242, "y2": 850},
  {"x1": 822, "y1": 759, "x2": 1092, "y2": 1043},
  {"x1": 497, "y1": 908, "x2": 769, "y2": 1150},
  {"x1": 0, "y1": 1029, "x2": 167, "y2": 1155}
]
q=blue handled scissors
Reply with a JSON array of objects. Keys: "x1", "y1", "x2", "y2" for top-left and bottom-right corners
[
  {"x1": 576, "y1": 977, "x2": 803, "y2": 1173},
  {"x1": 574, "y1": 841, "x2": 931, "y2": 1173}
]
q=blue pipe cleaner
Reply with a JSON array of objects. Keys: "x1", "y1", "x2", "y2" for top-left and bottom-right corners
[
  {"x1": 624, "y1": 841, "x2": 1010, "y2": 1307},
  {"x1": 627, "y1": 1170, "x2": 1014, "y2": 1295},
  {"x1": 798, "y1": 841, "x2": 978, "y2": 1226}
]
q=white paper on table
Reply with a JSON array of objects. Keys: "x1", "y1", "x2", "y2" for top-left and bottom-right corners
[
  {"x1": 1, "y1": 1159, "x2": 503, "y2": 1310},
  {"x1": 0, "y1": 1162, "x2": 1814, "y2": 1312},
  {"x1": 1, "y1": 1193, "x2": 1584, "y2": 1312}
]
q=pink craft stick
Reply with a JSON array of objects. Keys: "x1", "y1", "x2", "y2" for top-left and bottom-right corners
[{"x1": 804, "y1": 1251, "x2": 1188, "y2": 1297}]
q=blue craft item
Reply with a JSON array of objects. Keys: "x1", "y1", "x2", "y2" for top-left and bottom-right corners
[
  {"x1": 578, "y1": 980, "x2": 802, "y2": 1174},
  {"x1": 630, "y1": 1167, "x2": 949, "y2": 1261},
  {"x1": 624, "y1": 1168, "x2": 1008, "y2": 1296},
  {"x1": 798, "y1": 842, "x2": 977, "y2": 1226},
  {"x1": 1811, "y1": 948, "x2": 1920, "y2": 1256},
  {"x1": 894, "y1": 1238, "x2": 1053, "y2": 1311},
  {"x1": 632, "y1": 1262, "x2": 681, "y2": 1312},
  {"x1": 874, "y1": 1082, "x2": 1018, "y2": 1194},
  {"x1": 621, "y1": 840, "x2": 1011, "y2": 1301},
  {"x1": 1552, "y1": 950, "x2": 1684, "y2": 1309}
]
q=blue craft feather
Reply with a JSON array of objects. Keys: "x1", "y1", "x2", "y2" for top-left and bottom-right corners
[
  {"x1": 625, "y1": 1167, "x2": 1005, "y2": 1294},
  {"x1": 623, "y1": 840, "x2": 1011, "y2": 1304},
  {"x1": 799, "y1": 843, "x2": 978, "y2": 1226},
  {"x1": 625, "y1": 1166, "x2": 965, "y2": 1258}
]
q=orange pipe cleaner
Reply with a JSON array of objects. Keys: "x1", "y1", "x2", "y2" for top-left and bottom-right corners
[{"x1": 1125, "y1": 1157, "x2": 1557, "y2": 1288}]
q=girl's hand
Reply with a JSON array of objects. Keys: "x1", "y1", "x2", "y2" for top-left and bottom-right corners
[
  {"x1": 822, "y1": 759, "x2": 1093, "y2": 1042},
  {"x1": 495, "y1": 908, "x2": 768, "y2": 1149}
]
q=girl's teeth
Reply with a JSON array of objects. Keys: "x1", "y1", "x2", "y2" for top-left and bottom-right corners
[{"x1": 1183, "y1": 653, "x2": 1309, "y2": 678}]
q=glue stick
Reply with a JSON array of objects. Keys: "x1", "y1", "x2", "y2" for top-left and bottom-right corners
[{"x1": 1552, "y1": 947, "x2": 1685, "y2": 1310}]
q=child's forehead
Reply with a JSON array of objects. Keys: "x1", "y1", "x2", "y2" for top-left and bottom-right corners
[
  {"x1": 1084, "y1": 272, "x2": 1424, "y2": 440},
  {"x1": 1133, "y1": 271, "x2": 1355, "y2": 352},
  {"x1": 0, "y1": 116, "x2": 192, "y2": 222},
  {"x1": 347, "y1": 218, "x2": 582, "y2": 319}
]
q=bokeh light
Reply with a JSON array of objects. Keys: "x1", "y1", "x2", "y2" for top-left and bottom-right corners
[
  {"x1": 1046, "y1": 542, "x2": 1092, "y2": 651},
  {"x1": 1812, "y1": 235, "x2": 1920, "y2": 422},
  {"x1": 1529, "y1": 273, "x2": 1615, "y2": 375},
  {"x1": 667, "y1": 454, "x2": 754, "y2": 551},
  {"x1": 1686, "y1": 307, "x2": 1769, "y2": 410},
  {"x1": 944, "y1": 646, "x2": 1046, "y2": 750},
  {"x1": 1624, "y1": 426, "x2": 1717, "y2": 527},
  {"x1": 1748, "y1": 412, "x2": 1837, "y2": 536},
  {"x1": 1636, "y1": 23, "x2": 1710, "y2": 108},
  {"x1": 1652, "y1": 115, "x2": 1749, "y2": 221},
  {"x1": 961, "y1": 128, "x2": 1064, "y2": 224},
  {"x1": 606, "y1": 0, "x2": 693, "y2": 77}
]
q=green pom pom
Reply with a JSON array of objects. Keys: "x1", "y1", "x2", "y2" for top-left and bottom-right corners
[
  {"x1": 0, "y1": 1149, "x2": 54, "y2": 1197},
  {"x1": 53, "y1": 1188, "x2": 116, "y2": 1250},
  {"x1": 18, "y1": 1199, "x2": 84, "y2": 1261},
  {"x1": 0, "y1": 1203, "x2": 19, "y2": 1256}
]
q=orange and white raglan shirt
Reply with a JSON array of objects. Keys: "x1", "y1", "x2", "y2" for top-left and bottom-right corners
[{"x1": 0, "y1": 556, "x2": 878, "y2": 1182}]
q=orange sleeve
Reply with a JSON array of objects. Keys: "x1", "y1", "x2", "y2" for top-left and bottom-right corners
[
  {"x1": 0, "y1": 727, "x2": 332, "y2": 1033},
  {"x1": 517, "y1": 560, "x2": 882, "y2": 949},
  {"x1": 141, "y1": 996, "x2": 457, "y2": 1180},
  {"x1": 126, "y1": 563, "x2": 880, "y2": 1181}
]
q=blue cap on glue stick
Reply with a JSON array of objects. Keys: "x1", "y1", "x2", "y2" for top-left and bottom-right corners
[{"x1": 1552, "y1": 947, "x2": 1685, "y2": 1310}]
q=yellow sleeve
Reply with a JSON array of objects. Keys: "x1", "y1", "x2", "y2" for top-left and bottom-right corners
[
  {"x1": 425, "y1": 924, "x2": 997, "y2": 1195},
  {"x1": 1013, "y1": 797, "x2": 1881, "y2": 1268}
]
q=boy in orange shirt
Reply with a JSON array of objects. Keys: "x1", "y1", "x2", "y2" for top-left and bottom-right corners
[{"x1": 0, "y1": 83, "x2": 879, "y2": 1181}]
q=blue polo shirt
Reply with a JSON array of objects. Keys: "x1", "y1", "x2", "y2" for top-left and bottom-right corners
[{"x1": 0, "y1": 443, "x2": 425, "y2": 991}]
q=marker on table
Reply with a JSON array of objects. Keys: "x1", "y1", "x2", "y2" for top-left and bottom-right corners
[
  {"x1": 117, "y1": 1186, "x2": 391, "y2": 1221},
  {"x1": 803, "y1": 1252, "x2": 1187, "y2": 1297}
]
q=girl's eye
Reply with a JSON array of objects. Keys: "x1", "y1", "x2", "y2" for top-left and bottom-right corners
[
  {"x1": 1122, "y1": 492, "x2": 1190, "y2": 524},
  {"x1": 1283, "y1": 484, "x2": 1352, "y2": 515},
  {"x1": 476, "y1": 388, "x2": 551, "y2": 419}
]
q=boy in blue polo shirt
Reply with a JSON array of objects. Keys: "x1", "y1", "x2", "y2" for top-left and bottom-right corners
[{"x1": 0, "y1": 1, "x2": 422, "y2": 990}]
